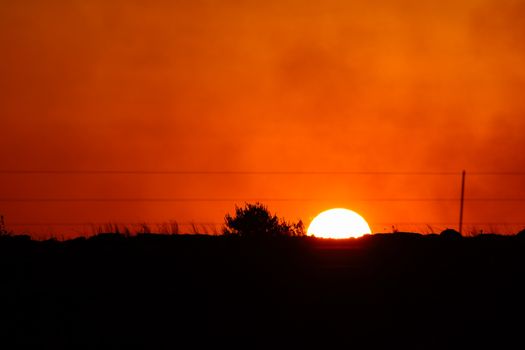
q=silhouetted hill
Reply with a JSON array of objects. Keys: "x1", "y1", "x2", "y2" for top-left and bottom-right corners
[{"x1": 1, "y1": 233, "x2": 524, "y2": 348}]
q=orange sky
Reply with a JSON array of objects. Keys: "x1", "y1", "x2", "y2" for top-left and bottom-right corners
[{"x1": 1, "y1": 0, "x2": 525, "y2": 237}]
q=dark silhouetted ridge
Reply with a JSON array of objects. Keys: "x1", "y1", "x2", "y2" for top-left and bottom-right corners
[{"x1": 0, "y1": 233, "x2": 524, "y2": 348}]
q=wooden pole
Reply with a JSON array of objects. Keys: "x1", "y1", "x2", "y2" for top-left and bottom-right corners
[{"x1": 459, "y1": 170, "x2": 466, "y2": 235}]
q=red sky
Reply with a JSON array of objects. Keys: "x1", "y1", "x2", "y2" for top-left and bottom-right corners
[{"x1": 1, "y1": 0, "x2": 525, "y2": 237}]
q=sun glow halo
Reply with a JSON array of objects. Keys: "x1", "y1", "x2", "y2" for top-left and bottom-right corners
[{"x1": 307, "y1": 208, "x2": 371, "y2": 239}]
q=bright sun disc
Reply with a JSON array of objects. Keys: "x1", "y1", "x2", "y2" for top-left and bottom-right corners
[{"x1": 307, "y1": 208, "x2": 371, "y2": 239}]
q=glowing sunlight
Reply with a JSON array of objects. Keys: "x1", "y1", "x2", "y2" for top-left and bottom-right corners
[{"x1": 307, "y1": 208, "x2": 371, "y2": 239}]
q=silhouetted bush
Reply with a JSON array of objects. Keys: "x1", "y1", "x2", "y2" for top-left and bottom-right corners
[
  {"x1": 223, "y1": 202, "x2": 305, "y2": 238},
  {"x1": 440, "y1": 228, "x2": 462, "y2": 239}
]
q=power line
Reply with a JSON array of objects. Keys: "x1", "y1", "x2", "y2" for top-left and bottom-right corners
[
  {"x1": 1, "y1": 170, "x2": 525, "y2": 175},
  {"x1": 466, "y1": 198, "x2": 525, "y2": 202},
  {"x1": 1, "y1": 197, "x2": 525, "y2": 203},
  {"x1": 468, "y1": 172, "x2": 525, "y2": 176},
  {"x1": 0, "y1": 170, "x2": 464, "y2": 175},
  {"x1": 7, "y1": 222, "x2": 224, "y2": 226},
  {"x1": 7, "y1": 221, "x2": 525, "y2": 227},
  {"x1": 0, "y1": 197, "x2": 465, "y2": 202}
]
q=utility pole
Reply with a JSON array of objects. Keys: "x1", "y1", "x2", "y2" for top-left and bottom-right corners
[{"x1": 459, "y1": 170, "x2": 466, "y2": 235}]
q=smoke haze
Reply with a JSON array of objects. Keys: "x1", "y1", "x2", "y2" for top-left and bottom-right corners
[{"x1": 1, "y1": 0, "x2": 525, "y2": 236}]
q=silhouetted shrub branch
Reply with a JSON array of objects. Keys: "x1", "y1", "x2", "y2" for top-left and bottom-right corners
[
  {"x1": 0, "y1": 215, "x2": 10, "y2": 236},
  {"x1": 223, "y1": 202, "x2": 305, "y2": 238}
]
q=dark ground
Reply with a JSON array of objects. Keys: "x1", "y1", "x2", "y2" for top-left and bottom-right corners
[{"x1": 1, "y1": 232, "x2": 524, "y2": 348}]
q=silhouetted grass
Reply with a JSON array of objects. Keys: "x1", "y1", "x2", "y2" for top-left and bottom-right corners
[{"x1": 88, "y1": 221, "x2": 218, "y2": 237}]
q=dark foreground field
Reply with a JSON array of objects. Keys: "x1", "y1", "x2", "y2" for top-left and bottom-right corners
[{"x1": 1, "y1": 233, "x2": 525, "y2": 348}]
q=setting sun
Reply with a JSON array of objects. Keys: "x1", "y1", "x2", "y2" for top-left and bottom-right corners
[{"x1": 307, "y1": 208, "x2": 371, "y2": 239}]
